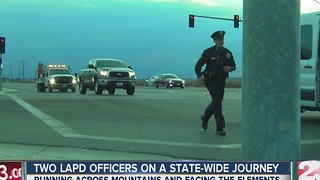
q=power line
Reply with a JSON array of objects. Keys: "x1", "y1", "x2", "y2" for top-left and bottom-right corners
[{"x1": 314, "y1": 0, "x2": 320, "y2": 4}]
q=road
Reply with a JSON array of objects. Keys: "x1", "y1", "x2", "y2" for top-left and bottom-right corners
[{"x1": 0, "y1": 83, "x2": 319, "y2": 160}]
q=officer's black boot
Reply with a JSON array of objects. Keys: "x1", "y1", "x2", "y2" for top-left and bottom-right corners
[
  {"x1": 215, "y1": 128, "x2": 226, "y2": 136},
  {"x1": 201, "y1": 115, "x2": 208, "y2": 130}
]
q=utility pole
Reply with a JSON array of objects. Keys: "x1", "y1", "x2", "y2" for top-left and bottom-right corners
[
  {"x1": 242, "y1": 0, "x2": 300, "y2": 179},
  {"x1": 20, "y1": 59, "x2": 27, "y2": 80}
]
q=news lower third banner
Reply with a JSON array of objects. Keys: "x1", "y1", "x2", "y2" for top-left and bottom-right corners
[
  {"x1": 25, "y1": 161, "x2": 291, "y2": 180},
  {"x1": 0, "y1": 161, "x2": 23, "y2": 180},
  {"x1": 2, "y1": 160, "x2": 319, "y2": 180}
]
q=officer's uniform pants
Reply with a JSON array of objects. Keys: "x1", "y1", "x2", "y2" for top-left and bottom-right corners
[{"x1": 203, "y1": 76, "x2": 226, "y2": 130}]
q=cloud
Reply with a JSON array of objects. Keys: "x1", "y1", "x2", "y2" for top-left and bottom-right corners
[
  {"x1": 145, "y1": 0, "x2": 238, "y2": 7},
  {"x1": 144, "y1": 0, "x2": 319, "y2": 12},
  {"x1": 145, "y1": 0, "x2": 179, "y2": 2},
  {"x1": 301, "y1": 0, "x2": 320, "y2": 13}
]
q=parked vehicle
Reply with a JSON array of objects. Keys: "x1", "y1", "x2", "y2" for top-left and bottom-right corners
[
  {"x1": 154, "y1": 73, "x2": 185, "y2": 89},
  {"x1": 300, "y1": 11, "x2": 320, "y2": 112},
  {"x1": 145, "y1": 76, "x2": 158, "y2": 86},
  {"x1": 76, "y1": 58, "x2": 137, "y2": 95}
]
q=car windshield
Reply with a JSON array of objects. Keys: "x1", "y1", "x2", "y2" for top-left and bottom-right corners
[
  {"x1": 49, "y1": 68, "x2": 71, "y2": 75},
  {"x1": 164, "y1": 74, "x2": 179, "y2": 79},
  {"x1": 96, "y1": 60, "x2": 128, "y2": 68}
]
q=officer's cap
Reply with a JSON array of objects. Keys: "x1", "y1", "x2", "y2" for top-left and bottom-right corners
[{"x1": 210, "y1": 30, "x2": 226, "y2": 40}]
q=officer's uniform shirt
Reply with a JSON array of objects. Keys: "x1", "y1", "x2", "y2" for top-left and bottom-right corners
[{"x1": 195, "y1": 46, "x2": 236, "y2": 79}]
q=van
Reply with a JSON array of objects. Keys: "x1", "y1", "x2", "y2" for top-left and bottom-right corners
[{"x1": 300, "y1": 11, "x2": 320, "y2": 112}]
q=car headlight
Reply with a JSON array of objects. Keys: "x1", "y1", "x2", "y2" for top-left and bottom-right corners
[
  {"x1": 129, "y1": 71, "x2": 136, "y2": 78},
  {"x1": 49, "y1": 78, "x2": 55, "y2": 84},
  {"x1": 72, "y1": 78, "x2": 77, "y2": 84},
  {"x1": 100, "y1": 70, "x2": 108, "y2": 76}
]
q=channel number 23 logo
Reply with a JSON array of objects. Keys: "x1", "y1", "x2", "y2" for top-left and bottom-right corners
[
  {"x1": 298, "y1": 160, "x2": 320, "y2": 180},
  {"x1": 0, "y1": 164, "x2": 22, "y2": 180}
]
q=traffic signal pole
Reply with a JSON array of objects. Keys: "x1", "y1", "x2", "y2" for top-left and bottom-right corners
[
  {"x1": 0, "y1": 53, "x2": 2, "y2": 91},
  {"x1": 193, "y1": 15, "x2": 237, "y2": 21},
  {"x1": 242, "y1": 0, "x2": 300, "y2": 178},
  {"x1": 0, "y1": 37, "x2": 5, "y2": 91},
  {"x1": 189, "y1": 14, "x2": 242, "y2": 28}
]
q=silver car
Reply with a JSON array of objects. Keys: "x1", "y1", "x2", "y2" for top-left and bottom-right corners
[{"x1": 145, "y1": 76, "x2": 158, "y2": 86}]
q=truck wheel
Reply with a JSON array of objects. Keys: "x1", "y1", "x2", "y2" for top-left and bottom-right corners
[
  {"x1": 108, "y1": 88, "x2": 115, "y2": 95},
  {"x1": 71, "y1": 87, "x2": 76, "y2": 93},
  {"x1": 126, "y1": 87, "x2": 135, "y2": 95},
  {"x1": 94, "y1": 80, "x2": 103, "y2": 95},
  {"x1": 79, "y1": 83, "x2": 86, "y2": 94}
]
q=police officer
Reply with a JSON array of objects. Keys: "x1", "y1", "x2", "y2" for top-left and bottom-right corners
[{"x1": 194, "y1": 30, "x2": 236, "y2": 136}]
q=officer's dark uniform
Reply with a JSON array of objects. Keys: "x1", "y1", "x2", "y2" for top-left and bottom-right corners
[{"x1": 194, "y1": 30, "x2": 236, "y2": 136}]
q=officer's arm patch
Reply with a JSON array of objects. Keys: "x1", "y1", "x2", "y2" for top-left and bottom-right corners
[{"x1": 226, "y1": 53, "x2": 231, "y2": 59}]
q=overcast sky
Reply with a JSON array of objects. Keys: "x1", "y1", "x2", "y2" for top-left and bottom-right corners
[{"x1": 0, "y1": 0, "x2": 319, "y2": 79}]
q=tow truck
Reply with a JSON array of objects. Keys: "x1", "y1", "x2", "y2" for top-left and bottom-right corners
[{"x1": 36, "y1": 63, "x2": 77, "y2": 92}]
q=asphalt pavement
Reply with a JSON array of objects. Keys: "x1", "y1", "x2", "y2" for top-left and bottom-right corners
[
  {"x1": 0, "y1": 142, "x2": 178, "y2": 160},
  {"x1": 0, "y1": 83, "x2": 319, "y2": 161}
]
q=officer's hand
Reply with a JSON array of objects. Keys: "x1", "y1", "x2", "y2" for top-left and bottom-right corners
[
  {"x1": 223, "y1": 66, "x2": 232, "y2": 72},
  {"x1": 198, "y1": 76, "x2": 205, "y2": 85}
]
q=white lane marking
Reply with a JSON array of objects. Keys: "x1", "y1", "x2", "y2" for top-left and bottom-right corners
[
  {"x1": 5, "y1": 93, "x2": 78, "y2": 136},
  {"x1": 4, "y1": 93, "x2": 320, "y2": 149},
  {"x1": 1, "y1": 88, "x2": 20, "y2": 92},
  {"x1": 301, "y1": 139, "x2": 320, "y2": 145},
  {"x1": 67, "y1": 134, "x2": 242, "y2": 149},
  {"x1": 4, "y1": 93, "x2": 241, "y2": 149}
]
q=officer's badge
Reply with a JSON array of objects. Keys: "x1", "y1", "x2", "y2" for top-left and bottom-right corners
[{"x1": 226, "y1": 53, "x2": 231, "y2": 59}]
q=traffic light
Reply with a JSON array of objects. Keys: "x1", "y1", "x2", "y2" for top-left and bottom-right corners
[
  {"x1": 0, "y1": 37, "x2": 5, "y2": 54},
  {"x1": 189, "y1": 14, "x2": 195, "y2": 28},
  {"x1": 234, "y1": 15, "x2": 240, "y2": 28}
]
